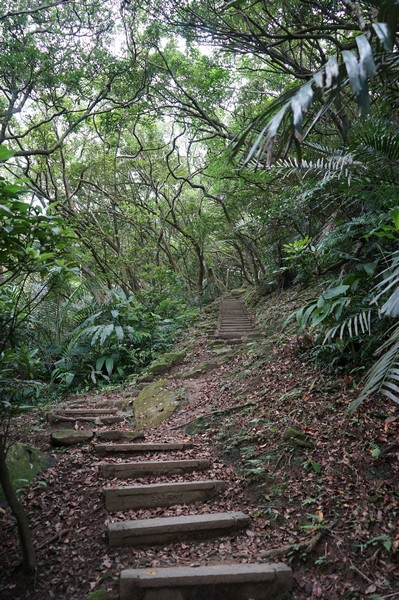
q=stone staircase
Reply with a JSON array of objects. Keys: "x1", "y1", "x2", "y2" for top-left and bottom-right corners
[
  {"x1": 47, "y1": 350, "x2": 292, "y2": 599},
  {"x1": 214, "y1": 296, "x2": 260, "y2": 342}
]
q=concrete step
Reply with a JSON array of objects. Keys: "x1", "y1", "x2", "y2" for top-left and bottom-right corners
[
  {"x1": 103, "y1": 480, "x2": 226, "y2": 512},
  {"x1": 47, "y1": 413, "x2": 127, "y2": 425},
  {"x1": 217, "y1": 333, "x2": 259, "y2": 339},
  {"x1": 218, "y1": 327, "x2": 254, "y2": 333},
  {"x1": 107, "y1": 511, "x2": 249, "y2": 547},
  {"x1": 94, "y1": 442, "x2": 193, "y2": 456},
  {"x1": 99, "y1": 459, "x2": 210, "y2": 479},
  {"x1": 219, "y1": 326, "x2": 253, "y2": 330},
  {"x1": 120, "y1": 563, "x2": 293, "y2": 600},
  {"x1": 220, "y1": 317, "x2": 252, "y2": 321}
]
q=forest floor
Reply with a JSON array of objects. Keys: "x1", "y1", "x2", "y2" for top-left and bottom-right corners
[{"x1": 0, "y1": 286, "x2": 398, "y2": 600}]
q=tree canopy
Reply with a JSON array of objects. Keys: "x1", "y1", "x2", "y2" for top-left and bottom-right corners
[{"x1": 1, "y1": 0, "x2": 399, "y2": 418}]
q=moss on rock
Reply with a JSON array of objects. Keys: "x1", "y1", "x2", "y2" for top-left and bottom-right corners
[
  {"x1": 0, "y1": 442, "x2": 54, "y2": 505},
  {"x1": 282, "y1": 426, "x2": 315, "y2": 449},
  {"x1": 84, "y1": 589, "x2": 108, "y2": 600},
  {"x1": 147, "y1": 350, "x2": 186, "y2": 376},
  {"x1": 177, "y1": 360, "x2": 221, "y2": 379},
  {"x1": 134, "y1": 379, "x2": 181, "y2": 429}
]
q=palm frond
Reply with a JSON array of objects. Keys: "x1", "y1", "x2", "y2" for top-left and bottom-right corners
[
  {"x1": 349, "y1": 325, "x2": 399, "y2": 411},
  {"x1": 232, "y1": 14, "x2": 399, "y2": 164},
  {"x1": 274, "y1": 153, "x2": 362, "y2": 182},
  {"x1": 373, "y1": 250, "x2": 399, "y2": 317},
  {"x1": 324, "y1": 309, "x2": 373, "y2": 343}
]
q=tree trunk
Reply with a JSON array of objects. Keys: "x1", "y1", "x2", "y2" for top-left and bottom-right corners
[{"x1": 0, "y1": 434, "x2": 37, "y2": 573}]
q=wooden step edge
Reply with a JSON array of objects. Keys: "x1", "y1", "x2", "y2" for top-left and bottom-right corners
[
  {"x1": 94, "y1": 430, "x2": 144, "y2": 442},
  {"x1": 94, "y1": 442, "x2": 193, "y2": 455},
  {"x1": 107, "y1": 511, "x2": 249, "y2": 547},
  {"x1": 103, "y1": 480, "x2": 227, "y2": 512},
  {"x1": 99, "y1": 458, "x2": 210, "y2": 478},
  {"x1": 120, "y1": 563, "x2": 293, "y2": 600}
]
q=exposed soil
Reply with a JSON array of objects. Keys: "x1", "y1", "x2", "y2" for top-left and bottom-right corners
[{"x1": 0, "y1": 288, "x2": 398, "y2": 600}]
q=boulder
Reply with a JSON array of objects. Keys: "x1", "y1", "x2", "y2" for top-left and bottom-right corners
[
  {"x1": 282, "y1": 427, "x2": 315, "y2": 449},
  {"x1": 177, "y1": 361, "x2": 220, "y2": 379},
  {"x1": 0, "y1": 442, "x2": 54, "y2": 505},
  {"x1": 134, "y1": 379, "x2": 180, "y2": 429},
  {"x1": 147, "y1": 350, "x2": 186, "y2": 376}
]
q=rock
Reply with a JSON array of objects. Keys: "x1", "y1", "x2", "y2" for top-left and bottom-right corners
[
  {"x1": 177, "y1": 361, "x2": 220, "y2": 379},
  {"x1": 51, "y1": 429, "x2": 94, "y2": 446},
  {"x1": 211, "y1": 346, "x2": 235, "y2": 356},
  {"x1": 0, "y1": 442, "x2": 54, "y2": 505},
  {"x1": 134, "y1": 379, "x2": 181, "y2": 429},
  {"x1": 84, "y1": 589, "x2": 108, "y2": 600},
  {"x1": 230, "y1": 287, "x2": 247, "y2": 297},
  {"x1": 282, "y1": 427, "x2": 315, "y2": 449},
  {"x1": 147, "y1": 350, "x2": 186, "y2": 376},
  {"x1": 282, "y1": 427, "x2": 305, "y2": 440}
]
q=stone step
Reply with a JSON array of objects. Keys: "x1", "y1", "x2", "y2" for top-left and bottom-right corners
[
  {"x1": 219, "y1": 322, "x2": 250, "y2": 325},
  {"x1": 94, "y1": 442, "x2": 193, "y2": 456},
  {"x1": 58, "y1": 408, "x2": 116, "y2": 416},
  {"x1": 47, "y1": 413, "x2": 127, "y2": 425},
  {"x1": 51, "y1": 429, "x2": 94, "y2": 446},
  {"x1": 107, "y1": 511, "x2": 249, "y2": 547},
  {"x1": 119, "y1": 563, "x2": 293, "y2": 600},
  {"x1": 219, "y1": 325, "x2": 253, "y2": 329},
  {"x1": 219, "y1": 322, "x2": 253, "y2": 326},
  {"x1": 103, "y1": 480, "x2": 226, "y2": 512},
  {"x1": 99, "y1": 459, "x2": 210, "y2": 479}
]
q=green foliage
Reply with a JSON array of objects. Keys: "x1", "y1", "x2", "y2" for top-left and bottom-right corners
[
  {"x1": 0, "y1": 147, "x2": 76, "y2": 417},
  {"x1": 51, "y1": 289, "x2": 195, "y2": 389},
  {"x1": 233, "y1": 4, "x2": 399, "y2": 164},
  {"x1": 283, "y1": 236, "x2": 317, "y2": 283}
]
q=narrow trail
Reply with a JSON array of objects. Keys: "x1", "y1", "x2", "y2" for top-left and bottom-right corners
[{"x1": 44, "y1": 296, "x2": 292, "y2": 599}]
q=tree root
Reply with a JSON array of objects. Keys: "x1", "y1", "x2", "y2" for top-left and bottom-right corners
[
  {"x1": 171, "y1": 401, "x2": 255, "y2": 429},
  {"x1": 261, "y1": 521, "x2": 337, "y2": 560}
]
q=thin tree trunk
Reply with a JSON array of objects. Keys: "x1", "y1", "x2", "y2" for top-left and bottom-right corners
[{"x1": 0, "y1": 434, "x2": 37, "y2": 573}]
